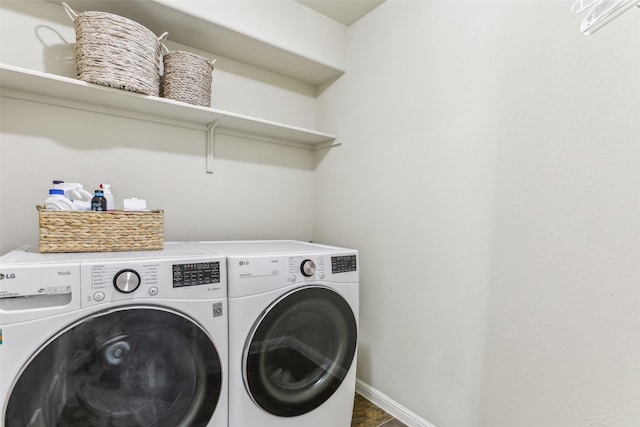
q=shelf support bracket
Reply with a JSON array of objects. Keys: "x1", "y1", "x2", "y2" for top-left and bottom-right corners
[{"x1": 206, "y1": 119, "x2": 221, "y2": 174}]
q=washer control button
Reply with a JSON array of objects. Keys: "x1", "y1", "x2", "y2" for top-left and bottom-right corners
[
  {"x1": 114, "y1": 269, "x2": 141, "y2": 293},
  {"x1": 94, "y1": 291, "x2": 105, "y2": 301},
  {"x1": 290, "y1": 275, "x2": 297, "y2": 282},
  {"x1": 301, "y1": 259, "x2": 316, "y2": 277},
  {"x1": 148, "y1": 286, "x2": 159, "y2": 296},
  {"x1": 319, "y1": 272, "x2": 325, "y2": 280}
]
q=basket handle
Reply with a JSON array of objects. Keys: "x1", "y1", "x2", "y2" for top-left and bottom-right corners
[
  {"x1": 158, "y1": 32, "x2": 169, "y2": 44},
  {"x1": 159, "y1": 40, "x2": 217, "y2": 69},
  {"x1": 159, "y1": 33, "x2": 170, "y2": 61},
  {"x1": 62, "y1": 2, "x2": 78, "y2": 20}
]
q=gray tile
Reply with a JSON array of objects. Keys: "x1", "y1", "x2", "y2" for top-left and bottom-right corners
[
  {"x1": 351, "y1": 393, "x2": 394, "y2": 427},
  {"x1": 378, "y1": 418, "x2": 409, "y2": 427}
]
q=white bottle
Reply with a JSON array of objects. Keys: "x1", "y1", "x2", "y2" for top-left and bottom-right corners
[
  {"x1": 52, "y1": 181, "x2": 92, "y2": 202},
  {"x1": 45, "y1": 189, "x2": 77, "y2": 210},
  {"x1": 52, "y1": 180, "x2": 92, "y2": 209},
  {"x1": 99, "y1": 184, "x2": 115, "y2": 210}
]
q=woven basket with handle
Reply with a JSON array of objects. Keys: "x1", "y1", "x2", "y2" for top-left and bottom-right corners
[
  {"x1": 63, "y1": 2, "x2": 167, "y2": 96},
  {"x1": 161, "y1": 47, "x2": 215, "y2": 107}
]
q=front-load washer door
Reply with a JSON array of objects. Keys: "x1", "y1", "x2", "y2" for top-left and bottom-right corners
[
  {"x1": 4, "y1": 306, "x2": 222, "y2": 427},
  {"x1": 243, "y1": 286, "x2": 357, "y2": 417}
]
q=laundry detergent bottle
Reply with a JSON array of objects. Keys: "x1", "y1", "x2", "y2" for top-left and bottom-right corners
[
  {"x1": 52, "y1": 180, "x2": 92, "y2": 210},
  {"x1": 44, "y1": 189, "x2": 77, "y2": 210}
]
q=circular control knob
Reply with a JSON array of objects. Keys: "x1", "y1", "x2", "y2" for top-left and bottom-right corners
[
  {"x1": 300, "y1": 259, "x2": 316, "y2": 277},
  {"x1": 113, "y1": 269, "x2": 141, "y2": 293}
]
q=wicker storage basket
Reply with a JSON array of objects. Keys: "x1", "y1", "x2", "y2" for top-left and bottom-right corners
[
  {"x1": 63, "y1": 2, "x2": 167, "y2": 96},
  {"x1": 162, "y1": 49, "x2": 215, "y2": 107},
  {"x1": 37, "y1": 206, "x2": 164, "y2": 253}
]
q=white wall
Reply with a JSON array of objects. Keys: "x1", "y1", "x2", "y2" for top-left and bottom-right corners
[
  {"x1": 3, "y1": 1, "x2": 640, "y2": 426},
  {"x1": 315, "y1": 1, "x2": 640, "y2": 427},
  {"x1": 0, "y1": 1, "x2": 319, "y2": 254},
  {"x1": 154, "y1": 0, "x2": 347, "y2": 70}
]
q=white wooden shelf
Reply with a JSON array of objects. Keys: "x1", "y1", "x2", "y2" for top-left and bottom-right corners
[
  {"x1": 0, "y1": 64, "x2": 338, "y2": 173},
  {"x1": 47, "y1": 0, "x2": 345, "y2": 86}
]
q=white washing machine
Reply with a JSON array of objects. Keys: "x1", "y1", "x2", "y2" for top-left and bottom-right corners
[
  {"x1": 196, "y1": 240, "x2": 359, "y2": 427},
  {"x1": 0, "y1": 242, "x2": 228, "y2": 427}
]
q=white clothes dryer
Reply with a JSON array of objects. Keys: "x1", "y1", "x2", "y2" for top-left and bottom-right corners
[
  {"x1": 0, "y1": 242, "x2": 228, "y2": 427},
  {"x1": 196, "y1": 240, "x2": 359, "y2": 427}
]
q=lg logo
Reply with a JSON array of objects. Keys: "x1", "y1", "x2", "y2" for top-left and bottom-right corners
[
  {"x1": 0, "y1": 273, "x2": 16, "y2": 280},
  {"x1": 239, "y1": 260, "x2": 250, "y2": 266}
]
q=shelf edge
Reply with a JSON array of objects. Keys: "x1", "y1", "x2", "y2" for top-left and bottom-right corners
[{"x1": 0, "y1": 63, "x2": 338, "y2": 147}]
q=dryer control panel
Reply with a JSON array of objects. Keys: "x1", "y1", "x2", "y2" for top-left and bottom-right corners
[{"x1": 227, "y1": 251, "x2": 358, "y2": 298}]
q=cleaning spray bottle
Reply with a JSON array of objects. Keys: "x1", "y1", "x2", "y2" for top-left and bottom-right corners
[{"x1": 99, "y1": 184, "x2": 115, "y2": 210}]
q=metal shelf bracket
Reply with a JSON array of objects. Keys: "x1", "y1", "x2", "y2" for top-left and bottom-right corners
[{"x1": 206, "y1": 119, "x2": 221, "y2": 174}]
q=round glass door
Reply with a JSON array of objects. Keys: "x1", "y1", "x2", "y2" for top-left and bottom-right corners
[
  {"x1": 244, "y1": 286, "x2": 357, "y2": 417},
  {"x1": 5, "y1": 307, "x2": 222, "y2": 427}
]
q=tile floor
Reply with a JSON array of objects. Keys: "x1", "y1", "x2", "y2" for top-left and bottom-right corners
[{"x1": 351, "y1": 393, "x2": 408, "y2": 427}]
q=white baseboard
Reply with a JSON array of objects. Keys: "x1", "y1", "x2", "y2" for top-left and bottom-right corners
[{"x1": 355, "y1": 379, "x2": 438, "y2": 427}]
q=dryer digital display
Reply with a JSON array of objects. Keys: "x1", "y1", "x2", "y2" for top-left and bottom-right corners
[
  {"x1": 173, "y1": 262, "x2": 220, "y2": 287},
  {"x1": 331, "y1": 255, "x2": 357, "y2": 274}
]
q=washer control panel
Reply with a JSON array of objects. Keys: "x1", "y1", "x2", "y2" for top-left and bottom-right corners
[{"x1": 82, "y1": 256, "x2": 225, "y2": 307}]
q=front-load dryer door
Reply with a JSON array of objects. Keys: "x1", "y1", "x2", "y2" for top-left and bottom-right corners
[
  {"x1": 243, "y1": 286, "x2": 357, "y2": 417},
  {"x1": 4, "y1": 306, "x2": 222, "y2": 427}
]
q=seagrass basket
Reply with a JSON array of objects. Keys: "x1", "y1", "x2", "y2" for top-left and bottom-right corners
[
  {"x1": 37, "y1": 206, "x2": 164, "y2": 253},
  {"x1": 63, "y1": 2, "x2": 167, "y2": 96},
  {"x1": 161, "y1": 48, "x2": 215, "y2": 107}
]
